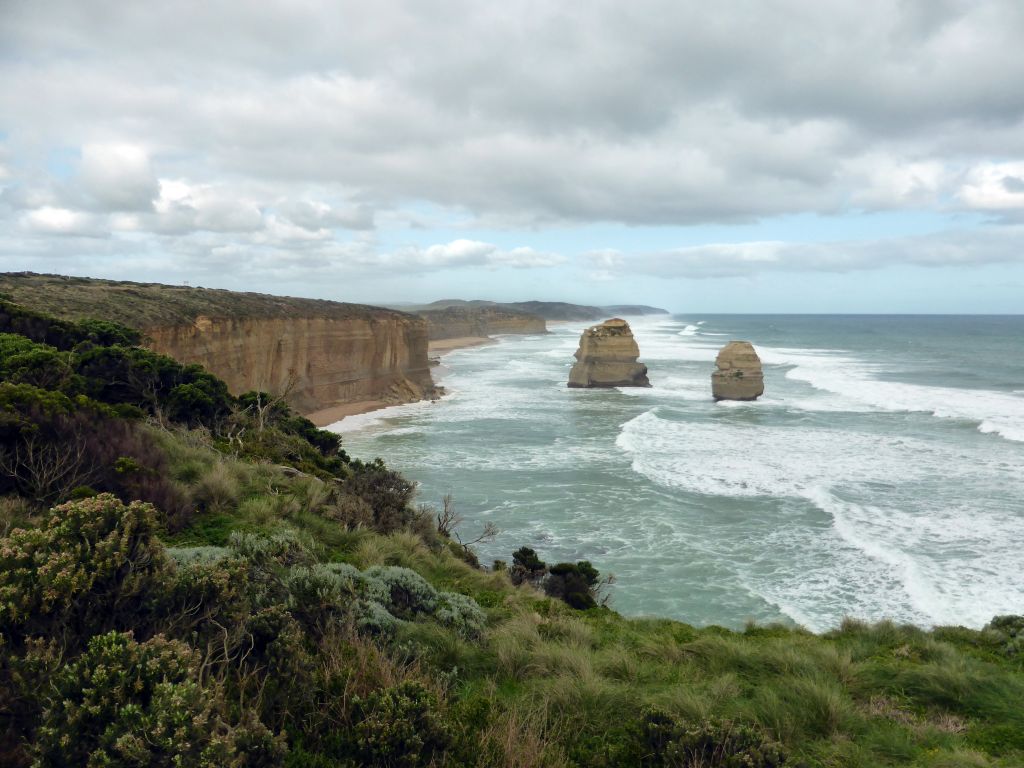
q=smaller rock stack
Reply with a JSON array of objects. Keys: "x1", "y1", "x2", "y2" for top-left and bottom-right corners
[
  {"x1": 568, "y1": 318, "x2": 651, "y2": 388},
  {"x1": 711, "y1": 341, "x2": 764, "y2": 401}
]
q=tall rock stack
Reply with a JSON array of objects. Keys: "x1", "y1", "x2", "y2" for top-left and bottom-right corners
[
  {"x1": 568, "y1": 318, "x2": 651, "y2": 388},
  {"x1": 711, "y1": 341, "x2": 764, "y2": 401}
]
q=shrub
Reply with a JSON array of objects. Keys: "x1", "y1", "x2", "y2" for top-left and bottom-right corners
[
  {"x1": 323, "y1": 492, "x2": 374, "y2": 528},
  {"x1": 545, "y1": 561, "x2": 600, "y2": 610},
  {"x1": 346, "y1": 459, "x2": 418, "y2": 533},
  {"x1": 191, "y1": 461, "x2": 242, "y2": 514},
  {"x1": 0, "y1": 494, "x2": 165, "y2": 648},
  {"x1": 32, "y1": 630, "x2": 284, "y2": 768},
  {"x1": 352, "y1": 681, "x2": 452, "y2": 767},
  {"x1": 229, "y1": 529, "x2": 312, "y2": 567},
  {"x1": 363, "y1": 566, "x2": 439, "y2": 619},
  {"x1": 617, "y1": 709, "x2": 788, "y2": 767},
  {"x1": 435, "y1": 591, "x2": 487, "y2": 638},
  {"x1": 239, "y1": 605, "x2": 314, "y2": 729},
  {"x1": 984, "y1": 615, "x2": 1024, "y2": 657}
]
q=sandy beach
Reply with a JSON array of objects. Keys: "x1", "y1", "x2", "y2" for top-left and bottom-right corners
[
  {"x1": 428, "y1": 336, "x2": 494, "y2": 354},
  {"x1": 307, "y1": 336, "x2": 494, "y2": 427}
]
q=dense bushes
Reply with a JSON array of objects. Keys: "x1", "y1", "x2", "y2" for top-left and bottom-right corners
[
  {"x1": 33, "y1": 631, "x2": 284, "y2": 768},
  {"x1": 0, "y1": 494, "x2": 165, "y2": 649},
  {"x1": 0, "y1": 494, "x2": 486, "y2": 766},
  {"x1": 0, "y1": 299, "x2": 140, "y2": 350},
  {"x1": 1, "y1": 300, "x2": 349, "y2": 508},
  {"x1": 510, "y1": 546, "x2": 609, "y2": 610},
  {"x1": 613, "y1": 710, "x2": 788, "y2": 767}
]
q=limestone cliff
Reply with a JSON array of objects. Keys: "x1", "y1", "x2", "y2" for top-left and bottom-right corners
[
  {"x1": 0, "y1": 272, "x2": 437, "y2": 415},
  {"x1": 567, "y1": 318, "x2": 651, "y2": 388},
  {"x1": 147, "y1": 314, "x2": 434, "y2": 413},
  {"x1": 418, "y1": 306, "x2": 547, "y2": 339},
  {"x1": 711, "y1": 341, "x2": 764, "y2": 401}
]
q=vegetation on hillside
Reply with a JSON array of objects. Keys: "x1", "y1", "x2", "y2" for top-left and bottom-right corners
[
  {"x1": 1, "y1": 297, "x2": 1022, "y2": 767},
  {"x1": 0, "y1": 273, "x2": 415, "y2": 329}
]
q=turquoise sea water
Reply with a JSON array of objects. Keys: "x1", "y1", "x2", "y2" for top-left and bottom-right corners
[{"x1": 333, "y1": 315, "x2": 1024, "y2": 632}]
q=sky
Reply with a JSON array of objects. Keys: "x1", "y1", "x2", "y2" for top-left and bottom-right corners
[{"x1": 1, "y1": 0, "x2": 1023, "y2": 313}]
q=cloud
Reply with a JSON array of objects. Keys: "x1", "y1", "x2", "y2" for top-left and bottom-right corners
[
  {"x1": 2, "y1": 1, "x2": 1024, "y2": 229},
  {"x1": 959, "y1": 162, "x2": 1024, "y2": 211},
  {"x1": 20, "y1": 206, "x2": 107, "y2": 237},
  {"x1": 595, "y1": 227, "x2": 1024, "y2": 279},
  {"x1": 382, "y1": 240, "x2": 563, "y2": 271},
  {"x1": 2, "y1": 0, "x2": 1024, "y2": 299},
  {"x1": 79, "y1": 143, "x2": 158, "y2": 211}
]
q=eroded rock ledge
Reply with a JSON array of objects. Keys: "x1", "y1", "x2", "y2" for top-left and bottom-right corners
[{"x1": 568, "y1": 318, "x2": 651, "y2": 388}]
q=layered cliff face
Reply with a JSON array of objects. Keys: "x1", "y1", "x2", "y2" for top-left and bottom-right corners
[
  {"x1": 418, "y1": 306, "x2": 546, "y2": 339},
  {"x1": 148, "y1": 314, "x2": 435, "y2": 414},
  {"x1": 568, "y1": 318, "x2": 651, "y2": 388},
  {"x1": 711, "y1": 341, "x2": 764, "y2": 401},
  {"x1": 0, "y1": 273, "x2": 437, "y2": 416}
]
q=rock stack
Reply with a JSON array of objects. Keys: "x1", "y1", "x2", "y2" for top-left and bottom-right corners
[
  {"x1": 711, "y1": 341, "x2": 764, "y2": 401},
  {"x1": 568, "y1": 318, "x2": 651, "y2": 388}
]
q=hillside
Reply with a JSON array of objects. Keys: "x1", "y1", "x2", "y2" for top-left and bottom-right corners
[
  {"x1": 0, "y1": 273, "x2": 436, "y2": 415},
  {"x1": 0, "y1": 272, "x2": 403, "y2": 327},
  {"x1": 1, "y1": 295, "x2": 1022, "y2": 767}
]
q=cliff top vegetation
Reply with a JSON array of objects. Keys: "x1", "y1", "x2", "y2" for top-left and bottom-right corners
[{"x1": 0, "y1": 272, "x2": 419, "y2": 329}]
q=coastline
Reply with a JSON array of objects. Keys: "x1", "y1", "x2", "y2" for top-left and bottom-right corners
[
  {"x1": 308, "y1": 335, "x2": 495, "y2": 428},
  {"x1": 428, "y1": 335, "x2": 495, "y2": 354}
]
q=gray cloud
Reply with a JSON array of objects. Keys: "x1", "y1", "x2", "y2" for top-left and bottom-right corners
[
  {"x1": 3, "y1": 1, "x2": 1024, "y2": 227},
  {"x1": 2, "y1": 0, "x2": 1024, "y2": 291}
]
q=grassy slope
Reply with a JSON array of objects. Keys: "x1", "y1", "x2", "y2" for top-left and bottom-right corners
[
  {"x1": 2, "y1": 287, "x2": 1020, "y2": 766},
  {"x1": 0, "y1": 272, "x2": 412, "y2": 328},
  {"x1": 159, "y1": 428, "x2": 1024, "y2": 767}
]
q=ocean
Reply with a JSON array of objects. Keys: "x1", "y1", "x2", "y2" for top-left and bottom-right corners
[{"x1": 332, "y1": 315, "x2": 1024, "y2": 632}]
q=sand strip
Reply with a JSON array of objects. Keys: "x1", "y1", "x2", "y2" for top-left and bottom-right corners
[
  {"x1": 428, "y1": 336, "x2": 495, "y2": 355},
  {"x1": 307, "y1": 400, "x2": 389, "y2": 428}
]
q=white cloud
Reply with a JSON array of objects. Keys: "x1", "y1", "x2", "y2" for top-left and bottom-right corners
[
  {"x1": 20, "y1": 206, "x2": 105, "y2": 237},
  {"x1": 80, "y1": 143, "x2": 158, "y2": 211},
  {"x1": 959, "y1": 162, "x2": 1024, "y2": 210}
]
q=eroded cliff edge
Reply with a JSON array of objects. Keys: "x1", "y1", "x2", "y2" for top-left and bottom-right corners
[{"x1": 0, "y1": 273, "x2": 436, "y2": 417}]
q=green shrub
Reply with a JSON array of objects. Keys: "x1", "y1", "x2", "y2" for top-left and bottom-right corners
[
  {"x1": 545, "y1": 561, "x2": 600, "y2": 610},
  {"x1": 984, "y1": 615, "x2": 1024, "y2": 657},
  {"x1": 0, "y1": 494, "x2": 165, "y2": 648},
  {"x1": 32, "y1": 630, "x2": 284, "y2": 767},
  {"x1": 352, "y1": 681, "x2": 452, "y2": 767},
  {"x1": 612, "y1": 709, "x2": 787, "y2": 767},
  {"x1": 345, "y1": 459, "x2": 418, "y2": 533}
]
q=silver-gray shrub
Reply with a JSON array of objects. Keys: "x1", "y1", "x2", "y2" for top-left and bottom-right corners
[
  {"x1": 165, "y1": 545, "x2": 230, "y2": 566},
  {"x1": 363, "y1": 565, "x2": 439, "y2": 618},
  {"x1": 436, "y1": 591, "x2": 487, "y2": 638},
  {"x1": 228, "y1": 529, "x2": 311, "y2": 566}
]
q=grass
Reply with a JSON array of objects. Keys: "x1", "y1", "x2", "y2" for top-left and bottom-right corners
[{"x1": 21, "y1": 419, "x2": 1021, "y2": 767}]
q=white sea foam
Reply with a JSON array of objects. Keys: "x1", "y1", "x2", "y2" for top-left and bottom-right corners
[
  {"x1": 615, "y1": 409, "x2": 1024, "y2": 628},
  {"x1": 780, "y1": 352, "x2": 1024, "y2": 442}
]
